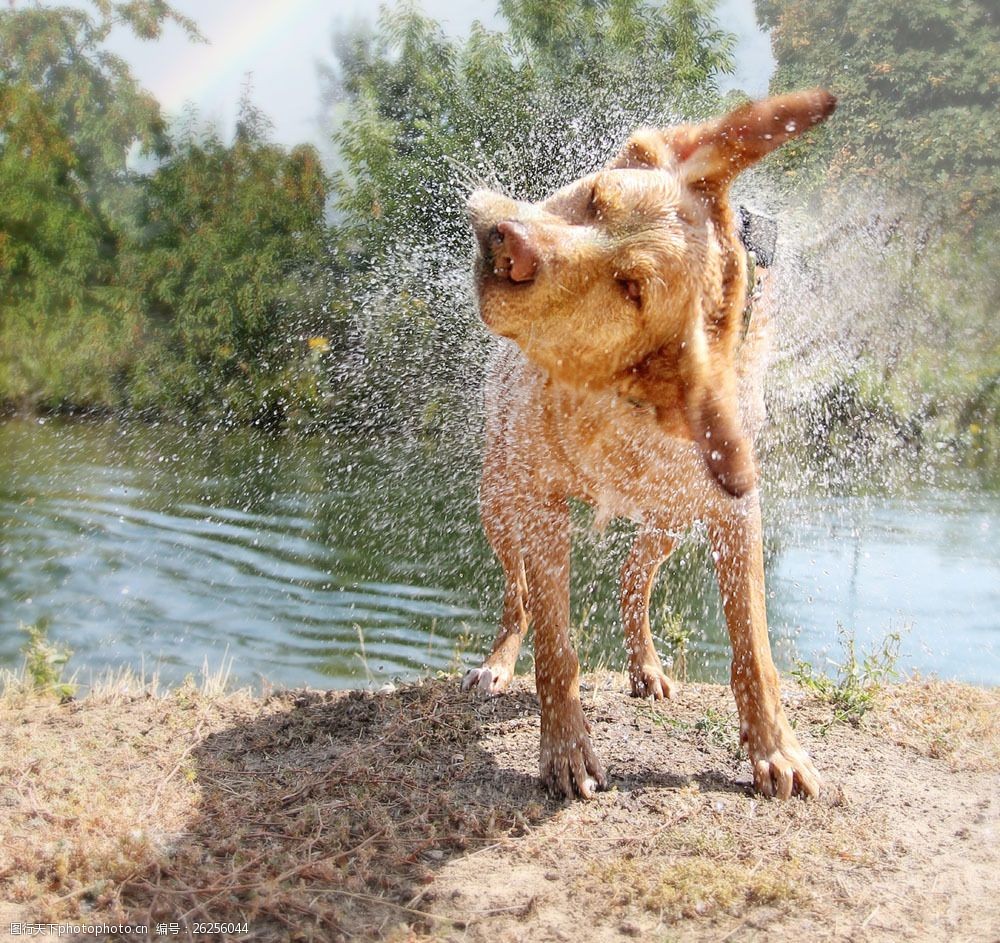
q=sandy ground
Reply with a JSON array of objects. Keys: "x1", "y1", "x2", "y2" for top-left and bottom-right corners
[{"x1": 1, "y1": 673, "x2": 998, "y2": 942}]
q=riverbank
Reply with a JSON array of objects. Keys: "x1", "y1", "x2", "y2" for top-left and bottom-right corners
[{"x1": 1, "y1": 673, "x2": 998, "y2": 942}]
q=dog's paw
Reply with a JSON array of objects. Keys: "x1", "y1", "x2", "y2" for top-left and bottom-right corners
[
  {"x1": 461, "y1": 664, "x2": 511, "y2": 697},
  {"x1": 744, "y1": 723, "x2": 821, "y2": 799},
  {"x1": 628, "y1": 663, "x2": 678, "y2": 700},
  {"x1": 539, "y1": 708, "x2": 608, "y2": 800}
]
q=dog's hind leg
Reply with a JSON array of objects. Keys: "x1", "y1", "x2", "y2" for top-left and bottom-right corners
[
  {"x1": 621, "y1": 528, "x2": 678, "y2": 700},
  {"x1": 462, "y1": 462, "x2": 529, "y2": 697}
]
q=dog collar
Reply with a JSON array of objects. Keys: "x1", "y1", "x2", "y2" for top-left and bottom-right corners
[{"x1": 738, "y1": 206, "x2": 777, "y2": 267}]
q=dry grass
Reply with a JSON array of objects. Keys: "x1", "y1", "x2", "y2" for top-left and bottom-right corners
[
  {"x1": 1, "y1": 679, "x2": 524, "y2": 941},
  {"x1": 598, "y1": 856, "x2": 800, "y2": 922},
  {"x1": 873, "y1": 677, "x2": 1000, "y2": 770},
  {"x1": 1, "y1": 673, "x2": 998, "y2": 942},
  {"x1": 0, "y1": 650, "x2": 239, "y2": 707},
  {"x1": 1, "y1": 688, "x2": 207, "y2": 921},
  {"x1": 591, "y1": 812, "x2": 804, "y2": 924}
]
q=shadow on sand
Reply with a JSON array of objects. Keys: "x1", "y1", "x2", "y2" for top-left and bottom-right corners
[
  {"x1": 109, "y1": 677, "x2": 750, "y2": 941},
  {"x1": 112, "y1": 681, "x2": 550, "y2": 940}
]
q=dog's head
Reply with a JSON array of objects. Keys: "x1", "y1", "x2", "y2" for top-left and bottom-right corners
[{"x1": 468, "y1": 90, "x2": 836, "y2": 497}]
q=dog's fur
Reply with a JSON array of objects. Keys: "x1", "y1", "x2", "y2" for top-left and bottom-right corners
[{"x1": 463, "y1": 90, "x2": 836, "y2": 800}]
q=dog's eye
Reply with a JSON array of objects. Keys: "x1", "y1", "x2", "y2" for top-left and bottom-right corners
[{"x1": 618, "y1": 278, "x2": 641, "y2": 305}]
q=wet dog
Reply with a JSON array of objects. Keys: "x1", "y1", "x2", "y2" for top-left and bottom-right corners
[{"x1": 463, "y1": 90, "x2": 835, "y2": 800}]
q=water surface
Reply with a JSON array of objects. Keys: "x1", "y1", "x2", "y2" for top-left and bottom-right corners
[{"x1": 1, "y1": 419, "x2": 997, "y2": 689}]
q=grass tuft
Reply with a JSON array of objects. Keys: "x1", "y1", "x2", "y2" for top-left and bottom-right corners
[
  {"x1": 792, "y1": 626, "x2": 902, "y2": 730},
  {"x1": 597, "y1": 854, "x2": 799, "y2": 922},
  {"x1": 661, "y1": 612, "x2": 691, "y2": 683},
  {"x1": 1, "y1": 621, "x2": 77, "y2": 702}
]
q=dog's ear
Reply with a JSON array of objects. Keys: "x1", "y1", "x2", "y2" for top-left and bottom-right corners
[
  {"x1": 610, "y1": 127, "x2": 674, "y2": 170},
  {"x1": 630, "y1": 317, "x2": 756, "y2": 498},
  {"x1": 678, "y1": 321, "x2": 756, "y2": 497},
  {"x1": 611, "y1": 91, "x2": 834, "y2": 496},
  {"x1": 611, "y1": 89, "x2": 836, "y2": 187}
]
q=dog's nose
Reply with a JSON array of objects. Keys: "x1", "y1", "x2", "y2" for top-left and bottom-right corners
[{"x1": 490, "y1": 220, "x2": 539, "y2": 283}]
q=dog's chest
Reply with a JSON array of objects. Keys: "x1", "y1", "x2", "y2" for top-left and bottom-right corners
[
  {"x1": 552, "y1": 391, "x2": 712, "y2": 519},
  {"x1": 490, "y1": 353, "x2": 719, "y2": 527}
]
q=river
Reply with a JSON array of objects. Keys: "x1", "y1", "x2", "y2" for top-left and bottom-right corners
[{"x1": 2, "y1": 418, "x2": 997, "y2": 690}]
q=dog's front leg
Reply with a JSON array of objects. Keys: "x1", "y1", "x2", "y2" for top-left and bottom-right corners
[
  {"x1": 462, "y1": 464, "x2": 530, "y2": 696},
  {"x1": 525, "y1": 495, "x2": 607, "y2": 800},
  {"x1": 708, "y1": 499, "x2": 821, "y2": 799}
]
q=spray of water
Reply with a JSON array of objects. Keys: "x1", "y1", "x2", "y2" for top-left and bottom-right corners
[{"x1": 321, "y1": 64, "x2": 998, "y2": 685}]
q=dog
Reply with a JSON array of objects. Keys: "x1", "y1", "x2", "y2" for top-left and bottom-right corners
[{"x1": 461, "y1": 90, "x2": 836, "y2": 801}]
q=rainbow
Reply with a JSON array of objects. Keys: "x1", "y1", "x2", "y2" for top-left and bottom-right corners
[{"x1": 156, "y1": 0, "x2": 318, "y2": 114}]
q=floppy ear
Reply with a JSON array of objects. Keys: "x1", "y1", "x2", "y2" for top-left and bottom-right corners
[
  {"x1": 611, "y1": 89, "x2": 837, "y2": 187},
  {"x1": 678, "y1": 320, "x2": 756, "y2": 497}
]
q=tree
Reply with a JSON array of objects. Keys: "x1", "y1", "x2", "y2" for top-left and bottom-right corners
[
  {"x1": 329, "y1": 0, "x2": 734, "y2": 258},
  {"x1": 124, "y1": 97, "x2": 331, "y2": 424},
  {"x1": 755, "y1": 0, "x2": 1000, "y2": 472},
  {"x1": 755, "y1": 0, "x2": 999, "y2": 224},
  {"x1": 0, "y1": 0, "x2": 197, "y2": 408},
  {"x1": 1, "y1": 4, "x2": 334, "y2": 424}
]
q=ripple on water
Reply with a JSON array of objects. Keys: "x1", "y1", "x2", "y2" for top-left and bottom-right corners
[{"x1": 1, "y1": 420, "x2": 998, "y2": 689}]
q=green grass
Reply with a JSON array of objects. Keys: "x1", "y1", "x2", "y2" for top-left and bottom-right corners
[
  {"x1": 660, "y1": 612, "x2": 691, "y2": 683},
  {"x1": 4, "y1": 620, "x2": 77, "y2": 700},
  {"x1": 792, "y1": 626, "x2": 902, "y2": 730}
]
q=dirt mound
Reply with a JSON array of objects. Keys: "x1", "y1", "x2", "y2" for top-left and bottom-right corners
[{"x1": 1, "y1": 675, "x2": 997, "y2": 941}]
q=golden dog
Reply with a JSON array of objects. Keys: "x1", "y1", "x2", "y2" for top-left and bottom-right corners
[{"x1": 463, "y1": 90, "x2": 836, "y2": 800}]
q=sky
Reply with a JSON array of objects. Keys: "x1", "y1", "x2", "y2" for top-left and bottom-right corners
[{"x1": 94, "y1": 0, "x2": 775, "y2": 148}]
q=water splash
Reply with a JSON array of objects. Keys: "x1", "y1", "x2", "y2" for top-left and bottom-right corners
[
  {"x1": 327, "y1": 83, "x2": 997, "y2": 686},
  {"x1": 4, "y1": 83, "x2": 996, "y2": 690}
]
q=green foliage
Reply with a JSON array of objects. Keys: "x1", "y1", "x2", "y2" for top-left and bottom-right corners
[
  {"x1": 755, "y1": 0, "x2": 999, "y2": 225},
  {"x1": 694, "y1": 707, "x2": 742, "y2": 759},
  {"x1": 123, "y1": 98, "x2": 333, "y2": 424},
  {"x1": 0, "y1": 3, "x2": 336, "y2": 423},
  {"x1": 792, "y1": 626, "x2": 901, "y2": 729},
  {"x1": 638, "y1": 701, "x2": 741, "y2": 760},
  {"x1": 754, "y1": 0, "x2": 1000, "y2": 480},
  {"x1": 0, "y1": 3, "x2": 189, "y2": 185},
  {"x1": 0, "y1": 80, "x2": 124, "y2": 406},
  {"x1": 20, "y1": 620, "x2": 76, "y2": 700},
  {"x1": 0, "y1": 2, "x2": 187, "y2": 408}
]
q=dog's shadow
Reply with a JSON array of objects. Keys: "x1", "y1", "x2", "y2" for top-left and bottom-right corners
[
  {"x1": 118, "y1": 678, "x2": 748, "y2": 939},
  {"x1": 117, "y1": 681, "x2": 547, "y2": 938}
]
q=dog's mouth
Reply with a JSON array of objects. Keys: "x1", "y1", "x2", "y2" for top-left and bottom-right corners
[
  {"x1": 473, "y1": 280, "x2": 523, "y2": 341},
  {"x1": 471, "y1": 226, "x2": 535, "y2": 342}
]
